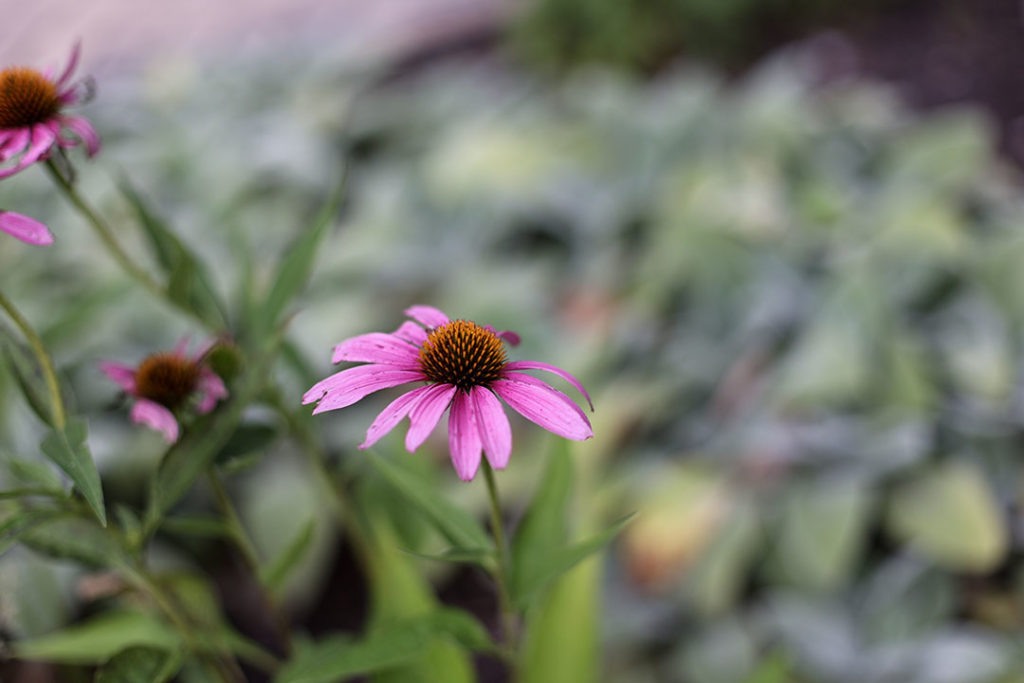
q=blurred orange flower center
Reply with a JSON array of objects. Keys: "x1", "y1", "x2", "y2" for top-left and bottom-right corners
[
  {"x1": 418, "y1": 320, "x2": 507, "y2": 390},
  {"x1": 135, "y1": 353, "x2": 201, "y2": 409},
  {"x1": 0, "y1": 68, "x2": 61, "y2": 130}
]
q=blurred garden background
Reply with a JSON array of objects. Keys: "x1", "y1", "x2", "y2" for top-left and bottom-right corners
[{"x1": 3, "y1": 0, "x2": 1024, "y2": 681}]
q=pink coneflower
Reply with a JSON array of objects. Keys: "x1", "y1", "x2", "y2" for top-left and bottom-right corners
[
  {"x1": 101, "y1": 339, "x2": 228, "y2": 443},
  {"x1": 0, "y1": 210, "x2": 53, "y2": 245},
  {"x1": 303, "y1": 305, "x2": 593, "y2": 481},
  {"x1": 0, "y1": 43, "x2": 99, "y2": 180}
]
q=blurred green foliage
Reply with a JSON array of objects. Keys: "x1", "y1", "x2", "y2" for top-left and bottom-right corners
[
  {"x1": 2, "y1": 39, "x2": 1024, "y2": 681},
  {"x1": 511, "y1": 0, "x2": 903, "y2": 70}
]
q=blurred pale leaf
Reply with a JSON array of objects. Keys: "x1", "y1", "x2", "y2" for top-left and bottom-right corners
[{"x1": 95, "y1": 646, "x2": 182, "y2": 683}]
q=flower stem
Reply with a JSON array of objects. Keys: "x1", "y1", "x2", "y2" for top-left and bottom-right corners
[
  {"x1": 205, "y1": 467, "x2": 295, "y2": 656},
  {"x1": 0, "y1": 289, "x2": 66, "y2": 429},
  {"x1": 43, "y1": 160, "x2": 210, "y2": 330},
  {"x1": 482, "y1": 460, "x2": 518, "y2": 664}
]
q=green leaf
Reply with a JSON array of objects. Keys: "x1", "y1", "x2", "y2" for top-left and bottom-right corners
[
  {"x1": 886, "y1": 461, "x2": 1007, "y2": 571},
  {"x1": 120, "y1": 180, "x2": 226, "y2": 329},
  {"x1": 275, "y1": 610, "x2": 492, "y2": 683},
  {"x1": 12, "y1": 611, "x2": 179, "y2": 664},
  {"x1": 95, "y1": 646, "x2": 182, "y2": 683},
  {"x1": 401, "y1": 546, "x2": 495, "y2": 567},
  {"x1": 260, "y1": 518, "x2": 316, "y2": 593},
  {"x1": 215, "y1": 422, "x2": 279, "y2": 467},
  {"x1": 1, "y1": 334, "x2": 56, "y2": 427},
  {"x1": 6, "y1": 456, "x2": 63, "y2": 490},
  {"x1": 368, "y1": 454, "x2": 490, "y2": 553},
  {"x1": 260, "y1": 179, "x2": 346, "y2": 330},
  {"x1": 40, "y1": 418, "x2": 106, "y2": 526},
  {"x1": 161, "y1": 515, "x2": 233, "y2": 539},
  {"x1": 20, "y1": 516, "x2": 123, "y2": 567},
  {"x1": 0, "y1": 508, "x2": 66, "y2": 555},
  {"x1": 512, "y1": 441, "x2": 572, "y2": 593}
]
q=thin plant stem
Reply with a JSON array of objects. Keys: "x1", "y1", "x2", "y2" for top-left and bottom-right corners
[
  {"x1": 205, "y1": 467, "x2": 295, "y2": 656},
  {"x1": 482, "y1": 460, "x2": 519, "y2": 665},
  {"x1": 0, "y1": 289, "x2": 66, "y2": 429},
  {"x1": 43, "y1": 160, "x2": 210, "y2": 330}
]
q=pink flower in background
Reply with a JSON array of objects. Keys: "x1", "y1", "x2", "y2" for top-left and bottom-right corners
[
  {"x1": 0, "y1": 43, "x2": 100, "y2": 180},
  {"x1": 0, "y1": 211, "x2": 53, "y2": 245},
  {"x1": 303, "y1": 305, "x2": 593, "y2": 481},
  {"x1": 101, "y1": 339, "x2": 228, "y2": 443}
]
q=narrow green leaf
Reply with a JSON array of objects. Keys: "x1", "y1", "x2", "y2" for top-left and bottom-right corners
[
  {"x1": 401, "y1": 546, "x2": 495, "y2": 567},
  {"x1": 161, "y1": 515, "x2": 234, "y2": 539},
  {"x1": 260, "y1": 179, "x2": 346, "y2": 329},
  {"x1": 0, "y1": 508, "x2": 66, "y2": 556},
  {"x1": 120, "y1": 180, "x2": 226, "y2": 329},
  {"x1": 6, "y1": 456, "x2": 63, "y2": 490},
  {"x1": 512, "y1": 514, "x2": 632, "y2": 608},
  {"x1": 40, "y1": 418, "x2": 106, "y2": 525},
  {"x1": 1, "y1": 334, "x2": 55, "y2": 427},
  {"x1": 20, "y1": 516, "x2": 122, "y2": 567},
  {"x1": 260, "y1": 518, "x2": 316, "y2": 593},
  {"x1": 12, "y1": 611, "x2": 179, "y2": 664},
  {"x1": 95, "y1": 646, "x2": 182, "y2": 683},
  {"x1": 368, "y1": 454, "x2": 490, "y2": 553},
  {"x1": 512, "y1": 441, "x2": 572, "y2": 593}
]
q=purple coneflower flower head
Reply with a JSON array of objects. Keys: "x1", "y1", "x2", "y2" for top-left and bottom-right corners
[
  {"x1": 0, "y1": 210, "x2": 53, "y2": 245},
  {"x1": 303, "y1": 305, "x2": 593, "y2": 481},
  {"x1": 101, "y1": 339, "x2": 228, "y2": 443},
  {"x1": 0, "y1": 43, "x2": 100, "y2": 180}
]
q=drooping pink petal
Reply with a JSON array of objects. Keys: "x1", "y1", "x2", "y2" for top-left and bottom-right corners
[
  {"x1": 196, "y1": 369, "x2": 228, "y2": 414},
  {"x1": 60, "y1": 116, "x2": 100, "y2": 156},
  {"x1": 483, "y1": 325, "x2": 521, "y2": 347},
  {"x1": 448, "y1": 390, "x2": 482, "y2": 481},
  {"x1": 492, "y1": 376, "x2": 593, "y2": 441},
  {"x1": 0, "y1": 129, "x2": 30, "y2": 162},
  {"x1": 471, "y1": 386, "x2": 512, "y2": 470},
  {"x1": 56, "y1": 41, "x2": 81, "y2": 87},
  {"x1": 0, "y1": 211, "x2": 54, "y2": 245},
  {"x1": 131, "y1": 399, "x2": 180, "y2": 443},
  {"x1": 99, "y1": 361, "x2": 137, "y2": 393},
  {"x1": 19, "y1": 124, "x2": 57, "y2": 167},
  {"x1": 405, "y1": 383, "x2": 457, "y2": 452},
  {"x1": 392, "y1": 320, "x2": 429, "y2": 346},
  {"x1": 405, "y1": 305, "x2": 449, "y2": 329},
  {"x1": 332, "y1": 332, "x2": 421, "y2": 367},
  {"x1": 504, "y1": 361, "x2": 594, "y2": 410},
  {"x1": 359, "y1": 384, "x2": 434, "y2": 449},
  {"x1": 304, "y1": 365, "x2": 423, "y2": 414}
]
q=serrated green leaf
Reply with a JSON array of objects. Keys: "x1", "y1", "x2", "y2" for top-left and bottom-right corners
[
  {"x1": 260, "y1": 518, "x2": 316, "y2": 593},
  {"x1": 95, "y1": 646, "x2": 182, "y2": 683},
  {"x1": 260, "y1": 179, "x2": 346, "y2": 330},
  {"x1": 512, "y1": 441, "x2": 571, "y2": 594},
  {"x1": 368, "y1": 454, "x2": 490, "y2": 553},
  {"x1": 40, "y1": 418, "x2": 106, "y2": 525},
  {"x1": 12, "y1": 611, "x2": 179, "y2": 664},
  {"x1": 512, "y1": 514, "x2": 632, "y2": 608},
  {"x1": 120, "y1": 180, "x2": 226, "y2": 329},
  {"x1": 887, "y1": 461, "x2": 1007, "y2": 571}
]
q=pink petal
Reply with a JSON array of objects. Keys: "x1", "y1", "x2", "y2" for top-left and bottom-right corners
[
  {"x1": 172, "y1": 336, "x2": 191, "y2": 356},
  {"x1": 392, "y1": 320, "x2": 429, "y2": 346},
  {"x1": 359, "y1": 384, "x2": 434, "y2": 449},
  {"x1": 405, "y1": 383, "x2": 457, "y2": 452},
  {"x1": 196, "y1": 369, "x2": 228, "y2": 414},
  {"x1": 19, "y1": 124, "x2": 57, "y2": 167},
  {"x1": 448, "y1": 390, "x2": 482, "y2": 481},
  {"x1": 131, "y1": 399, "x2": 180, "y2": 443},
  {"x1": 492, "y1": 375, "x2": 593, "y2": 441},
  {"x1": 0, "y1": 212, "x2": 54, "y2": 245},
  {"x1": 484, "y1": 325, "x2": 521, "y2": 347},
  {"x1": 303, "y1": 365, "x2": 423, "y2": 414},
  {"x1": 0, "y1": 129, "x2": 30, "y2": 162},
  {"x1": 471, "y1": 386, "x2": 512, "y2": 470},
  {"x1": 332, "y1": 332, "x2": 420, "y2": 367},
  {"x1": 504, "y1": 361, "x2": 593, "y2": 410},
  {"x1": 56, "y1": 41, "x2": 81, "y2": 87},
  {"x1": 405, "y1": 305, "x2": 450, "y2": 329},
  {"x1": 99, "y1": 361, "x2": 137, "y2": 393},
  {"x1": 61, "y1": 116, "x2": 100, "y2": 156}
]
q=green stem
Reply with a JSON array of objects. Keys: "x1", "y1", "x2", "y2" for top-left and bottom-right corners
[
  {"x1": 206, "y1": 467, "x2": 295, "y2": 656},
  {"x1": 0, "y1": 289, "x2": 66, "y2": 429},
  {"x1": 482, "y1": 460, "x2": 518, "y2": 664},
  {"x1": 43, "y1": 160, "x2": 210, "y2": 330}
]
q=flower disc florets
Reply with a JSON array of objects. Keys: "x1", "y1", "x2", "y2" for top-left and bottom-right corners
[
  {"x1": 134, "y1": 352, "x2": 201, "y2": 409},
  {"x1": 418, "y1": 320, "x2": 508, "y2": 390},
  {"x1": 0, "y1": 68, "x2": 61, "y2": 129}
]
